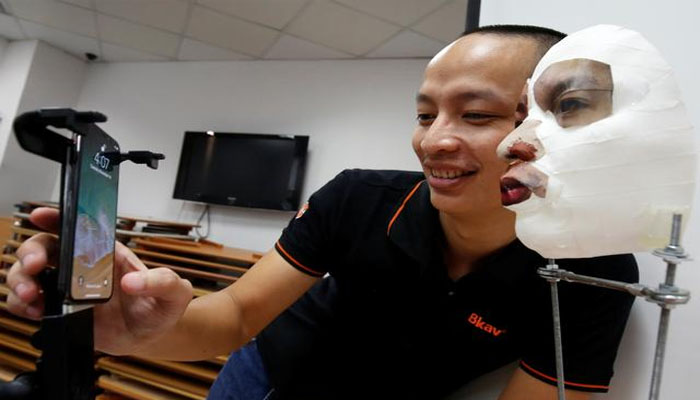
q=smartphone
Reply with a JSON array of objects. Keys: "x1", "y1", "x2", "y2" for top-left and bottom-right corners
[{"x1": 59, "y1": 124, "x2": 119, "y2": 303}]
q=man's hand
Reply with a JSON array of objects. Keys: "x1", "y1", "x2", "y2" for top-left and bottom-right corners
[{"x1": 6, "y1": 207, "x2": 194, "y2": 355}]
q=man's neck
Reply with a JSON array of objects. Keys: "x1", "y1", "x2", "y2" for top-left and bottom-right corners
[{"x1": 440, "y1": 208, "x2": 516, "y2": 281}]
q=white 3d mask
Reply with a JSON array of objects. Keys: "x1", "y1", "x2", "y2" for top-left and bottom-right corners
[{"x1": 497, "y1": 25, "x2": 697, "y2": 259}]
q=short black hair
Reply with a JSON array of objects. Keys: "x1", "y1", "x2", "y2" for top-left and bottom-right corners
[{"x1": 463, "y1": 24, "x2": 566, "y2": 61}]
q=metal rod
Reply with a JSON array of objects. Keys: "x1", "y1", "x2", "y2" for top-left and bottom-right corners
[
  {"x1": 537, "y1": 268, "x2": 690, "y2": 306},
  {"x1": 649, "y1": 307, "x2": 671, "y2": 400},
  {"x1": 548, "y1": 270, "x2": 649, "y2": 296},
  {"x1": 669, "y1": 213, "x2": 682, "y2": 247},
  {"x1": 547, "y1": 259, "x2": 566, "y2": 400},
  {"x1": 648, "y1": 213, "x2": 683, "y2": 400}
]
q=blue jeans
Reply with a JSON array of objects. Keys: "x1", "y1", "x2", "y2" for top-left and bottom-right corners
[{"x1": 208, "y1": 341, "x2": 275, "y2": 400}]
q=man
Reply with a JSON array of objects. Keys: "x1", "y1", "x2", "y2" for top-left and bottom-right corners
[{"x1": 7, "y1": 25, "x2": 637, "y2": 400}]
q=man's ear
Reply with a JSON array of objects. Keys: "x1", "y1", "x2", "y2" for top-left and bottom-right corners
[{"x1": 514, "y1": 81, "x2": 529, "y2": 127}]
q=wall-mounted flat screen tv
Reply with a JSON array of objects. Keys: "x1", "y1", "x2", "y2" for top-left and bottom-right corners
[{"x1": 173, "y1": 131, "x2": 309, "y2": 211}]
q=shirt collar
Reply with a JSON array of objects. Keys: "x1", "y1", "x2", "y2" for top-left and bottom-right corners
[{"x1": 387, "y1": 180, "x2": 444, "y2": 269}]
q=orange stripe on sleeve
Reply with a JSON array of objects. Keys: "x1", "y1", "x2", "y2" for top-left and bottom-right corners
[
  {"x1": 386, "y1": 180, "x2": 425, "y2": 236},
  {"x1": 519, "y1": 361, "x2": 610, "y2": 391},
  {"x1": 275, "y1": 241, "x2": 324, "y2": 277}
]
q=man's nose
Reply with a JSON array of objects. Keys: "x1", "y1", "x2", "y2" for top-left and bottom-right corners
[
  {"x1": 420, "y1": 119, "x2": 460, "y2": 155},
  {"x1": 496, "y1": 119, "x2": 544, "y2": 162}
]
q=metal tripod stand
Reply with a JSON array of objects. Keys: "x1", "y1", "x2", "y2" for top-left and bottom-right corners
[{"x1": 540, "y1": 214, "x2": 691, "y2": 400}]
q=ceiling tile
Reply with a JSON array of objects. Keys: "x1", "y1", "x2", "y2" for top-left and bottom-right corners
[
  {"x1": 366, "y1": 29, "x2": 445, "y2": 58},
  {"x1": 185, "y1": 6, "x2": 279, "y2": 57},
  {"x1": 264, "y1": 34, "x2": 351, "y2": 60},
  {"x1": 411, "y1": 0, "x2": 467, "y2": 43},
  {"x1": 59, "y1": 0, "x2": 94, "y2": 9},
  {"x1": 178, "y1": 38, "x2": 252, "y2": 61},
  {"x1": 95, "y1": 0, "x2": 189, "y2": 33},
  {"x1": 19, "y1": 19, "x2": 99, "y2": 59},
  {"x1": 101, "y1": 42, "x2": 168, "y2": 62},
  {"x1": 98, "y1": 14, "x2": 180, "y2": 57},
  {"x1": 334, "y1": 0, "x2": 447, "y2": 26},
  {"x1": 6, "y1": 0, "x2": 97, "y2": 37},
  {"x1": 0, "y1": 14, "x2": 24, "y2": 40},
  {"x1": 285, "y1": 0, "x2": 400, "y2": 56},
  {"x1": 197, "y1": 0, "x2": 307, "y2": 30}
]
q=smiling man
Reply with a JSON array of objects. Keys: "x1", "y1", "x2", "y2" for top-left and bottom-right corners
[{"x1": 7, "y1": 26, "x2": 637, "y2": 400}]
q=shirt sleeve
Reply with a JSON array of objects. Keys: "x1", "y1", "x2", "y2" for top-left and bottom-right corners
[
  {"x1": 519, "y1": 253, "x2": 639, "y2": 393},
  {"x1": 274, "y1": 171, "x2": 349, "y2": 277}
]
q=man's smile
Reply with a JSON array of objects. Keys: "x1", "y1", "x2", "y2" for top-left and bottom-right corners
[
  {"x1": 429, "y1": 168, "x2": 478, "y2": 179},
  {"x1": 424, "y1": 162, "x2": 480, "y2": 190}
]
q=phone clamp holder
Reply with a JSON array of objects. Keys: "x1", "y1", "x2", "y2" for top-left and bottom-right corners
[{"x1": 0, "y1": 108, "x2": 164, "y2": 400}]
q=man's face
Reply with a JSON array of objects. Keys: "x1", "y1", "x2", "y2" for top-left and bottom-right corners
[
  {"x1": 495, "y1": 25, "x2": 696, "y2": 259},
  {"x1": 413, "y1": 34, "x2": 538, "y2": 217}
]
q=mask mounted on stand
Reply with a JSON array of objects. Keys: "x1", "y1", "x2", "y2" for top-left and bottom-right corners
[{"x1": 497, "y1": 24, "x2": 698, "y2": 259}]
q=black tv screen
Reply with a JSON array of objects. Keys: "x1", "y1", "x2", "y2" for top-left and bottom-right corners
[{"x1": 173, "y1": 131, "x2": 308, "y2": 211}]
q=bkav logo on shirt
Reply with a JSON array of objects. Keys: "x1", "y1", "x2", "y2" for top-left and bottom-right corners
[{"x1": 467, "y1": 313, "x2": 506, "y2": 337}]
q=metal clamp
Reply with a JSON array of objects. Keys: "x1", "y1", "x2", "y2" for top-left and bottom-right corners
[{"x1": 536, "y1": 268, "x2": 690, "y2": 307}]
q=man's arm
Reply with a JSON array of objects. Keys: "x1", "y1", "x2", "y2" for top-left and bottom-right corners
[
  {"x1": 129, "y1": 249, "x2": 319, "y2": 360},
  {"x1": 499, "y1": 368, "x2": 591, "y2": 400}
]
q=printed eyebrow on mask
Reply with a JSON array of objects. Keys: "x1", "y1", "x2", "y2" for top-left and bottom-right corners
[{"x1": 534, "y1": 59, "x2": 613, "y2": 111}]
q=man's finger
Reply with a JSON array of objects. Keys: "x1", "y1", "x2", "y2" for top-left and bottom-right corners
[
  {"x1": 121, "y1": 268, "x2": 193, "y2": 304},
  {"x1": 115, "y1": 242, "x2": 148, "y2": 275},
  {"x1": 6, "y1": 261, "x2": 41, "y2": 304},
  {"x1": 28, "y1": 207, "x2": 60, "y2": 233},
  {"x1": 15, "y1": 233, "x2": 58, "y2": 276},
  {"x1": 6, "y1": 292, "x2": 43, "y2": 320}
]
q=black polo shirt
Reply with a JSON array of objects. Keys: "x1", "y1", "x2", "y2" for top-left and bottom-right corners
[{"x1": 259, "y1": 169, "x2": 638, "y2": 400}]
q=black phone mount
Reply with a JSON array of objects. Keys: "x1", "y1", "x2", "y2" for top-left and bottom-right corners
[
  {"x1": 13, "y1": 108, "x2": 164, "y2": 169},
  {"x1": 0, "y1": 108, "x2": 164, "y2": 400}
]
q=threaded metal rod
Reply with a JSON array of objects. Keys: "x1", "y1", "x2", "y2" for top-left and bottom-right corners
[
  {"x1": 648, "y1": 213, "x2": 683, "y2": 400},
  {"x1": 649, "y1": 307, "x2": 671, "y2": 400},
  {"x1": 548, "y1": 258, "x2": 566, "y2": 400}
]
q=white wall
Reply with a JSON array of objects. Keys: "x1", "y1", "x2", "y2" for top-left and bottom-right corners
[
  {"x1": 0, "y1": 40, "x2": 86, "y2": 214},
  {"x1": 75, "y1": 59, "x2": 427, "y2": 252},
  {"x1": 475, "y1": 2, "x2": 700, "y2": 399},
  {"x1": 0, "y1": 40, "x2": 35, "y2": 169},
  {"x1": 0, "y1": 38, "x2": 7, "y2": 62}
]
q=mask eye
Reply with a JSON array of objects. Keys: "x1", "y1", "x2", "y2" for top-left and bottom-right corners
[{"x1": 557, "y1": 98, "x2": 587, "y2": 113}]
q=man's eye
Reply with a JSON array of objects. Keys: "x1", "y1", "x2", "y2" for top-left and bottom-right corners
[
  {"x1": 416, "y1": 113, "x2": 435, "y2": 125},
  {"x1": 556, "y1": 98, "x2": 587, "y2": 113},
  {"x1": 462, "y1": 112, "x2": 495, "y2": 121}
]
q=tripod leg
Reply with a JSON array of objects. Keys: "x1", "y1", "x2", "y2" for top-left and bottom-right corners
[{"x1": 33, "y1": 307, "x2": 96, "y2": 400}]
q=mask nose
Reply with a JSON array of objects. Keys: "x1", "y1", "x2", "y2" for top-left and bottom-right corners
[{"x1": 497, "y1": 119, "x2": 544, "y2": 162}]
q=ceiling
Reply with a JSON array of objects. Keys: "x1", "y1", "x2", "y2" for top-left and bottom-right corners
[{"x1": 0, "y1": 0, "x2": 468, "y2": 63}]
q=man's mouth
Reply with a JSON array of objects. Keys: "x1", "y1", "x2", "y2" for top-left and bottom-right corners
[
  {"x1": 426, "y1": 168, "x2": 478, "y2": 190},
  {"x1": 430, "y1": 168, "x2": 477, "y2": 179},
  {"x1": 500, "y1": 177, "x2": 532, "y2": 206}
]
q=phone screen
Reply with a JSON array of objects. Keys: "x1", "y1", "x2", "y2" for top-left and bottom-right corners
[{"x1": 69, "y1": 130, "x2": 119, "y2": 301}]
